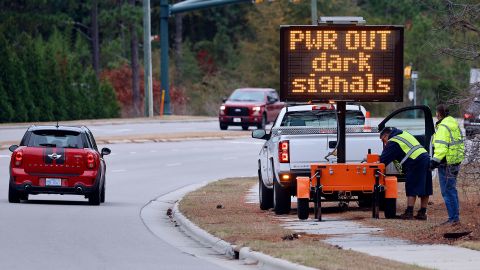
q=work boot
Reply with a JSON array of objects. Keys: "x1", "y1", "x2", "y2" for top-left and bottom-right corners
[
  {"x1": 400, "y1": 210, "x2": 414, "y2": 220},
  {"x1": 414, "y1": 211, "x2": 427, "y2": 220}
]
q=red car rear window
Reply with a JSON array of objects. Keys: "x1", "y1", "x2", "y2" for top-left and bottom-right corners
[{"x1": 27, "y1": 130, "x2": 84, "y2": 149}]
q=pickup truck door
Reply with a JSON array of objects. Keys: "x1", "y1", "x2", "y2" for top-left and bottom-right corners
[
  {"x1": 378, "y1": 105, "x2": 435, "y2": 178},
  {"x1": 264, "y1": 133, "x2": 276, "y2": 186},
  {"x1": 266, "y1": 92, "x2": 282, "y2": 122}
]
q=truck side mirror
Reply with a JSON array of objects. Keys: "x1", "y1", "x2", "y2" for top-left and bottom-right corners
[
  {"x1": 252, "y1": 130, "x2": 270, "y2": 140},
  {"x1": 9, "y1": 145, "x2": 18, "y2": 152},
  {"x1": 222, "y1": 97, "x2": 227, "y2": 103}
]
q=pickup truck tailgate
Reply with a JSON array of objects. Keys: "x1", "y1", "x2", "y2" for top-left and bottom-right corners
[
  {"x1": 287, "y1": 134, "x2": 331, "y2": 170},
  {"x1": 274, "y1": 128, "x2": 383, "y2": 171}
]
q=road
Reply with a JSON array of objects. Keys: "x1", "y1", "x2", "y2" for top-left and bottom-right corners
[
  {"x1": 0, "y1": 137, "x2": 262, "y2": 269},
  {"x1": 0, "y1": 120, "x2": 231, "y2": 143}
]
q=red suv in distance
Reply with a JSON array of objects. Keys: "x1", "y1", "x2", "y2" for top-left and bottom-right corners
[{"x1": 219, "y1": 88, "x2": 285, "y2": 130}]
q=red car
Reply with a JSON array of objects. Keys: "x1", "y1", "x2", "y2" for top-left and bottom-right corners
[
  {"x1": 219, "y1": 88, "x2": 285, "y2": 130},
  {"x1": 8, "y1": 125, "x2": 110, "y2": 205}
]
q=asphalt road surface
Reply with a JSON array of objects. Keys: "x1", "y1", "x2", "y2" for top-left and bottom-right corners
[
  {"x1": 0, "y1": 120, "x2": 228, "y2": 143},
  {"x1": 0, "y1": 138, "x2": 262, "y2": 270}
]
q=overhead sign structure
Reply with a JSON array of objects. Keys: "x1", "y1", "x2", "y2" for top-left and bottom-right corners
[{"x1": 280, "y1": 25, "x2": 404, "y2": 102}]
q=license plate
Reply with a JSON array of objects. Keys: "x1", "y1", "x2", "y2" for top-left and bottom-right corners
[
  {"x1": 233, "y1": 118, "x2": 241, "y2": 123},
  {"x1": 46, "y1": 178, "x2": 62, "y2": 186}
]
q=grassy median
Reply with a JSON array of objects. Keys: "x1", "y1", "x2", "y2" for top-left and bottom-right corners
[{"x1": 179, "y1": 178, "x2": 427, "y2": 270}]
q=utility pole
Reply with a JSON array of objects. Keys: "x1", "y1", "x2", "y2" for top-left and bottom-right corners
[
  {"x1": 412, "y1": 71, "x2": 418, "y2": 118},
  {"x1": 143, "y1": 0, "x2": 153, "y2": 117}
]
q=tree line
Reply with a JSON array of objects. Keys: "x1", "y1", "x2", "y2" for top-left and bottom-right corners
[{"x1": 0, "y1": 1, "x2": 478, "y2": 122}]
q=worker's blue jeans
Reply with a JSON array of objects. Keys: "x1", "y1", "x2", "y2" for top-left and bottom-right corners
[{"x1": 438, "y1": 164, "x2": 460, "y2": 222}]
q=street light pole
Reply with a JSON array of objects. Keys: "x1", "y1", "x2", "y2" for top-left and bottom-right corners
[
  {"x1": 143, "y1": 0, "x2": 153, "y2": 117},
  {"x1": 311, "y1": 0, "x2": 317, "y2": 25}
]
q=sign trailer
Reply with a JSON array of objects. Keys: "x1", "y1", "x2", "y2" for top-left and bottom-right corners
[{"x1": 279, "y1": 21, "x2": 405, "y2": 221}]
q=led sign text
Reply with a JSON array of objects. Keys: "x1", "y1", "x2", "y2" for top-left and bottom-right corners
[{"x1": 280, "y1": 26, "x2": 403, "y2": 102}]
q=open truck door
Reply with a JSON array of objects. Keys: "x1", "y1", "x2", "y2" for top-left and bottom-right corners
[{"x1": 378, "y1": 105, "x2": 435, "y2": 180}]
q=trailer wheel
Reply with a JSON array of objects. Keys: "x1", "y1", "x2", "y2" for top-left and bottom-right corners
[
  {"x1": 258, "y1": 170, "x2": 273, "y2": 210},
  {"x1": 384, "y1": 198, "x2": 397, "y2": 219},
  {"x1": 297, "y1": 199, "x2": 309, "y2": 220},
  {"x1": 273, "y1": 179, "x2": 291, "y2": 215}
]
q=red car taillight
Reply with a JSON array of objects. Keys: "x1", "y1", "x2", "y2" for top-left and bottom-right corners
[
  {"x1": 464, "y1": 113, "x2": 473, "y2": 119},
  {"x1": 279, "y1": 140, "x2": 290, "y2": 163},
  {"x1": 14, "y1": 151, "x2": 23, "y2": 167},
  {"x1": 87, "y1": 153, "x2": 95, "y2": 169}
]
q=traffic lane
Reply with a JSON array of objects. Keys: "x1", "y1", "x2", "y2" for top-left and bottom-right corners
[
  {"x1": 0, "y1": 139, "x2": 262, "y2": 270},
  {"x1": 0, "y1": 120, "x2": 268, "y2": 144}
]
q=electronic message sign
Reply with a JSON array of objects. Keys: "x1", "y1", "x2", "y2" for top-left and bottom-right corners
[{"x1": 280, "y1": 25, "x2": 404, "y2": 102}]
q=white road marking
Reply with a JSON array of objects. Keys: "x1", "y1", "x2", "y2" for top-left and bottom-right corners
[
  {"x1": 166, "y1": 163, "x2": 181, "y2": 167},
  {"x1": 150, "y1": 150, "x2": 157, "y2": 153},
  {"x1": 111, "y1": 169, "x2": 126, "y2": 173},
  {"x1": 0, "y1": 155, "x2": 10, "y2": 158},
  {"x1": 129, "y1": 152, "x2": 137, "y2": 154},
  {"x1": 222, "y1": 157, "x2": 237, "y2": 160}
]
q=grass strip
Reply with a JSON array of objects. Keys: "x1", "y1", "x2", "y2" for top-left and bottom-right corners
[{"x1": 179, "y1": 178, "x2": 428, "y2": 270}]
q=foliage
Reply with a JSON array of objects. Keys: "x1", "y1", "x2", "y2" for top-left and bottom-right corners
[
  {"x1": 1, "y1": 0, "x2": 478, "y2": 120},
  {"x1": 0, "y1": 30, "x2": 119, "y2": 123}
]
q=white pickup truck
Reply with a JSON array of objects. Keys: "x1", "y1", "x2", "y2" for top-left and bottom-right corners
[{"x1": 252, "y1": 104, "x2": 434, "y2": 215}]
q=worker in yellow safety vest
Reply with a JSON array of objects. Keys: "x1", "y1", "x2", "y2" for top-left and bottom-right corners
[
  {"x1": 380, "y1": 127, "x2": 432, "y2": 220},
  {"x1": 430, "y1": 104, "x2": 464, "y2": 225}
]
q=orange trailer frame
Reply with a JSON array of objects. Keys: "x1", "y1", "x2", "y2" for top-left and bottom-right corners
[{"x1": 296, "y1": 154, "x2": 398, "y2": 221}]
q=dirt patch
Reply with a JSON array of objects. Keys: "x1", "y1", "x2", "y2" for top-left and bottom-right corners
[{"x1": 179, "y1": 178, "x2": 427, "y2": 270}]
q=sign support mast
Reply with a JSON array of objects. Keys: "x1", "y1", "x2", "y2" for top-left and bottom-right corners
[{"x1": 318, "y1": 17, "x2": 366, "y2": 163}]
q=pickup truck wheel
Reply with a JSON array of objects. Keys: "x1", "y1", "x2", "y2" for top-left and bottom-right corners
[
  {"x1": 297, "y1": 199, "x2": 309, "y2": 220},
  {"x1": 273, "y1": 179, "x2": 291, "y2": 215},
  {"x1": 220, "y1": 123, "x2": 228, "y2": 130},
  {"x1": 358, "y1": 194, "x2": 372, "y2": 208},
  {"x1": 8, "y1": 182, "x2": 20, "y2": 203},
  {"x1": 258, "y1": 170, "x2": 273, "y2": 210},
  {"x1": 257, "y1": 114, "x2": 266, "y2": 129},
  {"x1": 384, "y1": 198, "x2": 397, "y2": 219},
  {"x1": 241, "y1": 125, "x2": 249, "y2": 131}
]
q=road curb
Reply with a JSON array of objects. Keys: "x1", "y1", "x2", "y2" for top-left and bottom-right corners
[
  {"x1": 173, "y1": 186, "x2": 317, "y2": 270},
  {"x1": 238, "y1": 247, "x2": 316, "y2": 270},
  {"x1": 173, "y1": 203, "x2": 236, "y2": 258}
]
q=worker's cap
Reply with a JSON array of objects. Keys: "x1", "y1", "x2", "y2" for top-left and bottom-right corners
[{"x1": 379, "y1": 127, "x2": 393, "y2": 139}]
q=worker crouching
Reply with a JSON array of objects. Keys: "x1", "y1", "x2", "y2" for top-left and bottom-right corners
[{"x1": 380, "y1": 127, "x2": 432, "y2": 220}]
